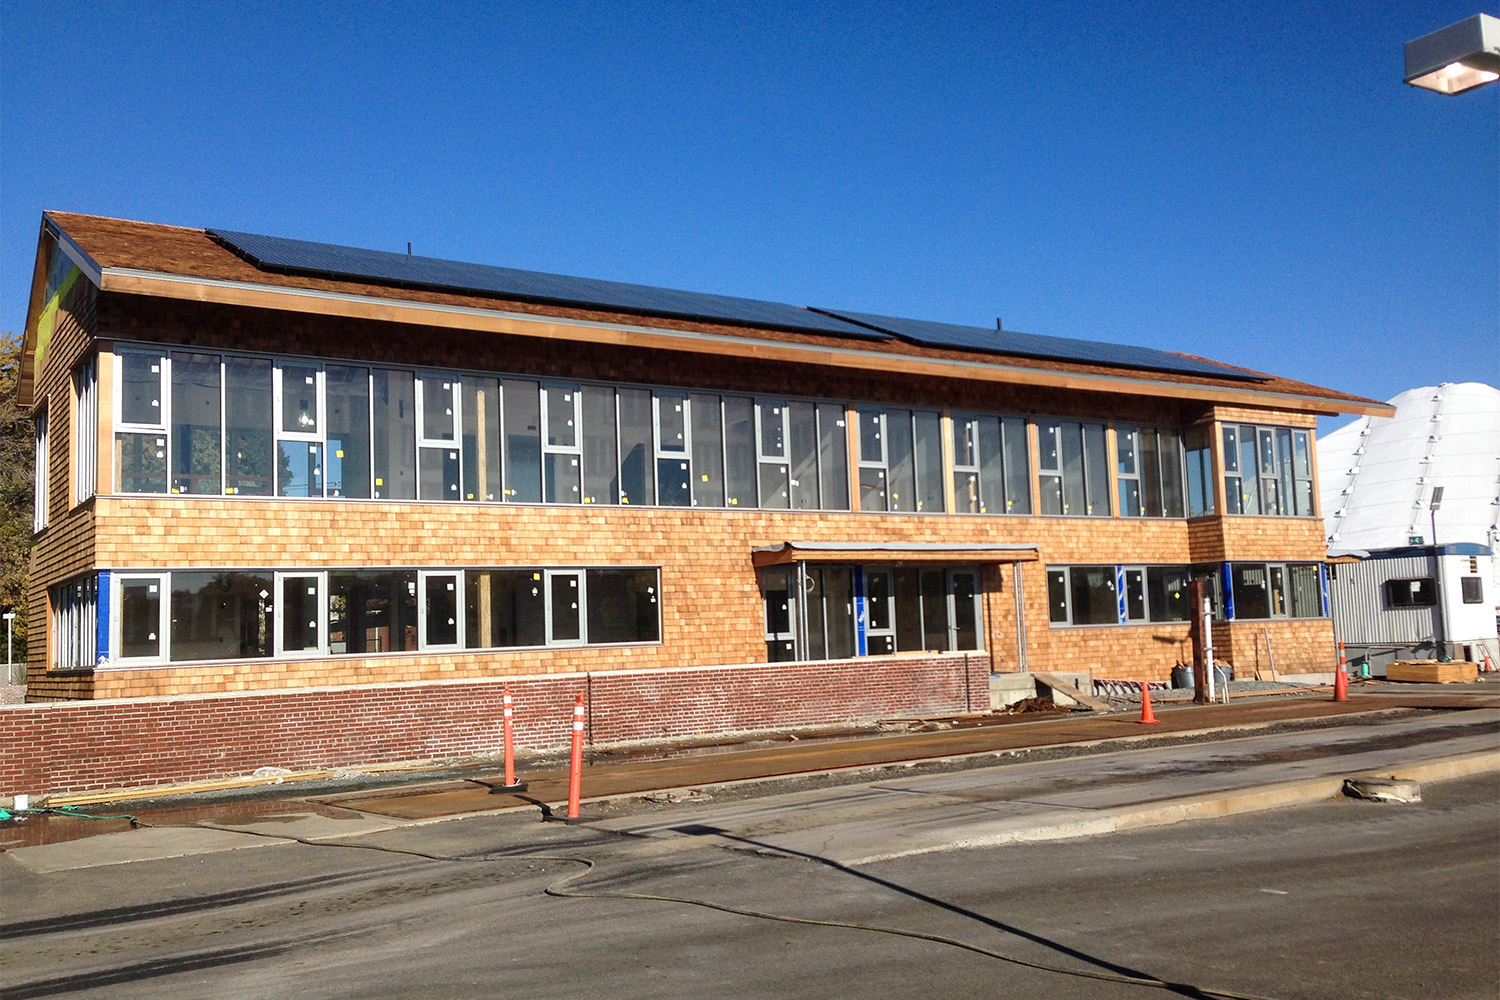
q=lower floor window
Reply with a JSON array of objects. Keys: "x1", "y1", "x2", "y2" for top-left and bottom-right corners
[
  {"x1": 761, "y1": 563, "x2": 983, "y2": 662},
  {"x1": 52, "y1": 575, "x2": 99, "y2": 669},
  {"x1": 106, "y1": 565, "x2": 660, "y2": 664},
  {"x1": 1230, "y1": 562, "x2": 1323, "y2": 619},
  {"x1": 1049, "y1": 562, "x2": 1227, "y2": 626}
]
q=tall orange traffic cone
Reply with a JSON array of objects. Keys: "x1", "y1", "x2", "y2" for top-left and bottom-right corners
[{"x1": 1139, "y1": 683, "x2": 1159, "y2": 725}]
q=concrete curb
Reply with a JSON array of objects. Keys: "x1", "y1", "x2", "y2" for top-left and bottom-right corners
[{"x1": 840, "y1": 749, "x2": 1500, "y2": 866}]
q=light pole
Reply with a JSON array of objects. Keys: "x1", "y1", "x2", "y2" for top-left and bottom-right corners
[
  {"x1": 1429, "y1": 487, "x2": 1448, "y2": 661},
  {"x1": 1404, "y1": 14, "x2": 1500, "y2": 95}
]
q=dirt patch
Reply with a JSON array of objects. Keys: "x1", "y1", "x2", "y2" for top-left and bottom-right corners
[{"x1": 998, "y1": 697, "x2": 1075, "y2": 716}]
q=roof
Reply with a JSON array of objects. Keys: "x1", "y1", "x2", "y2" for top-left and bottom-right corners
[
  {"x1": 1319, "y1": 382, "x2": 1500, "y2": 553},
  {"x1": 25, "y1": 211, "x2": 1391, "y2": 415}
]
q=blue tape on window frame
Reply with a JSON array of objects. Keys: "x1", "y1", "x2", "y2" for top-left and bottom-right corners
[{"x1": 95, "y1": 570, "x2": 111, "y2": 664}]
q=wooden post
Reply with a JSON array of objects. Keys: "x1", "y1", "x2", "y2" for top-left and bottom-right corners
[{"x1": 1189, "y1": 579, "x2": 1209, "y2": 704}]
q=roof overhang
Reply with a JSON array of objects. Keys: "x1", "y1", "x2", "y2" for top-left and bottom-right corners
[
  {"x1": 89, "y1": 266, "x2": 1396, "y2": 418},
  {"x1": 752, "y1": 541, "x2": 1040, "y2": 567}
]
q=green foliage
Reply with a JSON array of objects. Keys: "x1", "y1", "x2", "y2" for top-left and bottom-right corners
[{"x1": 0, "y1": 332, "x2": 31, "y2": 657}]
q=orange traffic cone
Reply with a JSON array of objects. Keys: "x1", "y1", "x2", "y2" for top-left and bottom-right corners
[
  {"x1": 1333, "y1": 666, "x2": 1349, "y2": 702},
  {"x1": 1139, "y1": 683, "x2": 1159, "y2": 725}
]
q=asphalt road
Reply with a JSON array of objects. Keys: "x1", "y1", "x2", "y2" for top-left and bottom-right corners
[{"x1": 3, "y1": 720, "x2": 1497, "y2": 1000}]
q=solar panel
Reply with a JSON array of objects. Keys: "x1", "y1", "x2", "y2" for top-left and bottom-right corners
[
  {"x1": 812, "y1": 309, "x2": 1267, "y2": 382},
  {"x1": 208, "y1": 229, "x2": 892, "y2": 342}
]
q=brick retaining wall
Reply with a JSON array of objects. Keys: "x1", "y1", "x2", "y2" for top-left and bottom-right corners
[{"x1": 0, "y1": 654, "x2": 986, "y2": 796}]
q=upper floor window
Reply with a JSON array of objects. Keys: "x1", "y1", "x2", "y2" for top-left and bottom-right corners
[
  {"x1": 1223, "y1": 424, "x2": 1314, "y2": 517},
  {"x1": 108, "y1": 347, "x2": 856, "y2": 513},
  {"x1": 951, "y1": 413, "x2": 1031, "y2": 515},
  {"x1": 73, "y1": 361, "x2": 98, "y2": 504},
  {"x1": 1184, "y1": 425, "x2": 1214, "y2": 517},
  {"x1": 856, "y1": 406, "x2": 945, "y2": 513},
  {"x1": 33, "y1": 401, "x2": 49, "y2": 532},
  {"x1": 1116, "y1": 425, "x2": 1185, "y2": 518},
  {"x1": 1038, "y1": 419, "x2": 1108, "y2": 516}
]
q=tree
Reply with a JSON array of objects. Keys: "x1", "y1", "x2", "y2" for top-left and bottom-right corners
[{"x1": 0, "y1": 332, "x2": 31, "y2": 671}]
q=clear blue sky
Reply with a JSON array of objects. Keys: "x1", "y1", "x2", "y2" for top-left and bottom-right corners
[{"x1": 3, "y1": 1, "x2": 1496, "y2": 422}]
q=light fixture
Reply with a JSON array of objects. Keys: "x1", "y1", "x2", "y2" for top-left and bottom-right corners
[{"x1": 1405, "y1": 14, "x2": 1500, "y2": 95}]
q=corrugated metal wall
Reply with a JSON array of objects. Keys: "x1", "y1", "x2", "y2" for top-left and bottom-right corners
[{"x1": 1327, "y1": 554, "x2": 1439, "y2": 646}]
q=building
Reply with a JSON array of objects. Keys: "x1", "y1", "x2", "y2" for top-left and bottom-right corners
[
  {"x1": 1319, "y1": 382, "x2": 1500, "y2": 670},
  {"x1": 17, "y1": 211, "x2": 1389, "y2": 755}
]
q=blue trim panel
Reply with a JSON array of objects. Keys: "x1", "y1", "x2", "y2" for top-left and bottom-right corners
[{"x1": 95, "y1": 570, "x2": 111, "y2": 664}]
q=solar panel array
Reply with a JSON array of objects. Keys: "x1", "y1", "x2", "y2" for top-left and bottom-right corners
[
  {"x1": 208, "y1": 229, "x2": 888, "y2": 341},
  {"x1": 812, "y1": 309, "x2": 1265, "y2": 382},
  {"x1": 210, "y1": 228, "x2": 1266, "y2": 382}
]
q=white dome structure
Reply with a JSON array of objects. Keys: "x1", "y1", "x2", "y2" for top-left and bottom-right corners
[{"x1": 1320, "y1": 382, "x2": 1500, "y2": 554}]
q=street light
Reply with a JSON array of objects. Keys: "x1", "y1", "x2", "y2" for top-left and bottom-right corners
[
  {"x1": 1429, "y1": 487, "x2": 1447, "y2": 661},
  {"x1": 1404, "y1": 13, "x2": 1500, "y2": 95},
  {"x1": 2, "y1": 612, "x2": 14, "y2": 685}
]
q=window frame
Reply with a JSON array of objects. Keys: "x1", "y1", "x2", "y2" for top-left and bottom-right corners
[
  {"x1": 73, "y1": 359, "x2": 98, "y2": 505},
  {"x1": 32, "y1": 399, "x2": 49, "y2": 533},
  {"x1": 112, "y1": 571, "x2": 170, "y2": 664}
]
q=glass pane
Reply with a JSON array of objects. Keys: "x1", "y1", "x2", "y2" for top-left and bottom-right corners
[
  {"x1": 280, "y1": 575, "x2": 321, "y2": 653},
  {"x1": 817, "y1": 402, "x2": 849, "y2": 510},
  {"x1": 1061, "y1": 422, "x2": 1085, "y2": 515},
  {"x1": 894, "y1": 568, "x2": 924, "y2": 650},
  {"x1": 1297, "y1": 480, "x2": 1314, "y2": 518},
  {"x1": 914, "y1": 411, "x2": 944, "y2": 512},
  {"x1": 581, "y1": 385, "x2": 619, "y2": 505},
  {"x1": 1083, "y1": 423, "x2": 1108, "y2": 516},
  {"x1": 502, "y1": 379, "x2": 542, "y2": 503},
  {"x1": 419, "y1": 376, "x2": 456, "y2": 442},
  {"x1": 120, "y1": 578, "x2": 162, "y2": 658},
  {"x1": 116, "y1": 432, "x2": 167, "y2": 493},
  {"x1": 887, "y1": 409, "x2": 916, "y2": 512},
  {"x1": 1221, "y1": 425, "x2": 1239, "y2": 473},
  {"x1": 545, "y1": 386, "x2": 577, "y2": 448},
  {"x1": 1002, "y1": 417, "x2": 1030, "y2": 514},
  {"x1": 859, "y1": 409, "x2": 883, "y2": 464},
  {"x1": 954, "y1": 417, "x2": 978, "y2": 468},
  {"x1": 759, "y1": 460, "x2": 790, "y2": 508},
  {"x1": 424, "y1": 574, "x2": 459, "y2": 646},
  {"x1": 1276, "y1": 428, "x2": 1295, "y2": 517},
  {"x1": 978, "y1": 417, "x2": 1005, "y2": 514},
  {"x1": 690, "y1": 394, "x2": 724, "y2": 507},
  {"x1": 326, "y1": 365, "x2": 371, "y2": 499},
  {"x1": 544, "y1": 452, "x2": 581, "y2": 503},
  {"x1": 1048, "y1": 569, "x2": 1068, "y2": 623},
  {"x1": 822, "y1": 567, "x2": 856, "y2": 660},
  {"x1": 1040, "y1": 474, "x2": 1064, "y2": 516},
  {"x1": 950, "y1": 571, "x2": 979, "y2": 650},
  {"x1": 757, "y1": 402, "x2": 785, "y2": 458},
  {"x1": 723, "y1": 396, "x2": 757, "y2": 507},
  {"x1": 762, "y1": 568, "x2": 794, "y2": 638},
  {"x1": 789, "y1": 401, "x2": 819, "y2": 510},
  {"x1": 1293, "y1": 431, "x2": 1311, "y2": 477},
  {"x1": 618, "y1": 388, "x2": 654, "y2": 505},
  {"x1": 1140, "y1": 428, "x2": 1162, "y2": 516},
  {"x1": 955, "y1": 471, "x2": 981, "y2": 514},
  {"x1": 1290, "y1": 564, "x2": 1321, "y2": 617},
  {"x1": 1232, "y1": 564, "x2": 1270, "y2": 620},
  {"x1": 1118, "y1": 479, "x2": 1141, "y2": 518},
  {"x1": 1117, "y1": 427, "x2": 1138, "y2": 475},
  {"x1": 120, "y1": 353, "x2": 164, "y2": 427},
  {"x1": 1185, "y1": 425, "x2": 1212, "y2": 517},
  {"x1": 1068, "y1": 566, "x2": 1117, "y2": 625},
  {"x1": 224, "y1": 357, "x2": 273, "y2": 496},
  {"x1": 657, "y1": 458, "x2": 691, "y2": 507},
  {"x1": 1125, "y1": 569, "x2": 1146, "y2": 621},
  {"x1": 1268, "y1": 565, "x2": 1288, "y2": 616},
  {"x1": 278, "y1": 441, "x2": 324, "y2": 497},
  {"x1": 1159, "y1": 429, "x2": 1185, "y2": 517},
  {"x1": 464, "y1": 570, "x2": 546, "y2": 648},
  {"x1": 586, "y1": 568, "x2": 660, "y2": 643},
  {"x1": 920, "y1": 568, "x2": 948, "y2": 649},
  {"x1": 550, "y1": 573, "x2": 581, "y2": 642},
  {"x1": 280, "y1": 364, "x2": 319, "y2": 435},
  {"x1": 461, "y1": 376, "x2": 501, "y2": 501},
  {"x1": 804, "y1": 569, "x2": 827, "y2": 660},
  {"x1": 1238, "y1": 429, "x2": 1259, "y2": 515},
  {"x1": 418, "y1": 447, "x2": 460, "y2": 500},
  {"x1": 372, "y1": 370, "x2": 416, "y2": 500},
  {"x1": 171, "y1": 571, "x2": 273, "y2": 661},
  {"x1": 171, "y1": 352, "x2": 221, "y2": 495},
  {"x1": 1147, "y1": 566, "x2": 1190, "y2": 622},
  {"x1": 329, "y1": 571, "x2": 418, "y2": 653},
  {"x1": 866, "y1": 570, "x2": 892, "y2": 631},
  {"x1": 657, "y1": 393, "x2": 687, "y2": 453}
]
